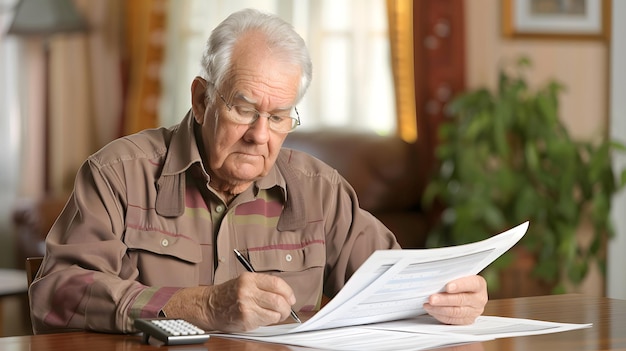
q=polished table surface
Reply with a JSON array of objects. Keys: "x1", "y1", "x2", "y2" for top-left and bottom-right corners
[{"x1": 1, "y1": 294, "x2": 624, "y2": 351}]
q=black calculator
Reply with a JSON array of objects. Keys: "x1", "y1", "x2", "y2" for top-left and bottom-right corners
[{"x1": 134, "y1": 318, "x2": 210, "y2": 345}]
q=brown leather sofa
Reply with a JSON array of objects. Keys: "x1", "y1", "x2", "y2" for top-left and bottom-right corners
[
  {"x1": 13, "y1": 129, "x2": 430, "y2": 268},
  {"x1": 283, "y1": 129, "x2": 429, "y2": 248}
]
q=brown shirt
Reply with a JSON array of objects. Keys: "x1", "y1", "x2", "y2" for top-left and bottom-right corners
[{"x1": 29, "y1": 112, "x2": 400, "y2": 334}]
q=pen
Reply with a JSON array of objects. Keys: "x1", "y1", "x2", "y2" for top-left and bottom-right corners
[{"x1": 233, "y1": 249, "x2": 302, "y2": 324}]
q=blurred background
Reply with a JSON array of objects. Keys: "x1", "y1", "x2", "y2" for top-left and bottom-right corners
[{"x1": 0, "y1": 0, "x2": 624, "y2": 336}]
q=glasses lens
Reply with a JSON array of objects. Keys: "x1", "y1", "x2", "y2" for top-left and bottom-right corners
[
  {"x1": 269, "y1": 115, "x2": 298, "y2": 133},
  {"x1": 227, "y1": 105, "x2": 298, "y2": 133},
  {"x1": 230, "y1": 106, "x2": 257, "y2": 124}
]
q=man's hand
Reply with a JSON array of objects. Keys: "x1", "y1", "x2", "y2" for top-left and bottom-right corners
[
  {"x1": 162, "y1": 272, "x2": 296, "y2": 332},
  {"x1": 423, "y1": 275, "x2": 487, "y2": 325}
]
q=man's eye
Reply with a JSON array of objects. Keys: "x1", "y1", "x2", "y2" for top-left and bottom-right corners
[
  {"x1": 235, "y1": 107, "x2": 258, "y2": 119},
  {"x1": 269, "y1": 115, "x2": 286, "y2": 123}
]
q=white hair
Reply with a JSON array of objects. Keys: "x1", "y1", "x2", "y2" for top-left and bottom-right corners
[{"x1": 199, "y1": 8, "x2": 313, "y2": 105}]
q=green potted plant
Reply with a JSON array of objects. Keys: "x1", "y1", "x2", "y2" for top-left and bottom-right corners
[{"x1": 422, "y1": 57, "x2": 626, "y2": 296}]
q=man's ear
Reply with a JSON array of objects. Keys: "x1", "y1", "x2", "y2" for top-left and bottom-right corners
[{"x1": 191, "y1": 77, "x2": 208, "y2": 124}]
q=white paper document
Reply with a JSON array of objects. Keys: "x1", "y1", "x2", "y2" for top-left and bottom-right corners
[
  {"x1": 240, "y1": 221, "x2": 530, "y2": 336},
  {"x1": 219, "y1": 316, "x2": 590, "y2": 351},
  {"x1": 365, "y1": 315, "x2": 591, "y2": 339},
  {"x1": 212, "y1": 221, "x2": 592, "y2": 350}
]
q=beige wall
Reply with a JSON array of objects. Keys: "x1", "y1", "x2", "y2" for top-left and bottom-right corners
[{"x1": 464, "y1": 0, "x2": 609, "y2": 141}]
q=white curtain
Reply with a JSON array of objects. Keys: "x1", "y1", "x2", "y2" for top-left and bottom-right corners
[
  {"x1": 47, "y1": 0, "x2": 124, "y2": 193},
  {"x1": 1, "y1": 0, "x2": 124, "y2": 196},
  {"x1": 160, "y1": 0, "x2": 396, "y2": 135},
  {"x1": 0, "y1": 0, "x2": 28, "y2": 267}
]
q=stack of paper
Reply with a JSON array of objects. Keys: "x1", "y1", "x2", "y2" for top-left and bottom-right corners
[{"x1": 213, "y1": 222, "x2": 591, "y2": 350}]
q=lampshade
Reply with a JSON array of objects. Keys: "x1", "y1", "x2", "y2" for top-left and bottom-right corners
[{"x1": 7, "y1": 0, "x2": 88, "y2": 36}]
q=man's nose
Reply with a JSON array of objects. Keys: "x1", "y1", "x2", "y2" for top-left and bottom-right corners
[{"x1": 244, "y1": 115, "x2": 271, "y2": 143}]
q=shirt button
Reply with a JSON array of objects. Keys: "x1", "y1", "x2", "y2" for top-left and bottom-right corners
[
  {"x1": 285, "y1": 254, "x2": 293, "y2": 262},
  {"x1": 218, "y1": 257, "x2": 225, "y2": 263},
  {"x1": 161, "y1": 239, "x2": 169, "y2": 247},
  {"x1": 216, "y1": 205, "x2": 224, "y2": 213}
]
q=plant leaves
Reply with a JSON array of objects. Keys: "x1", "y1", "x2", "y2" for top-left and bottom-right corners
[{"x1": 422, "y1": 55, "x2": 626, "y2": 295}]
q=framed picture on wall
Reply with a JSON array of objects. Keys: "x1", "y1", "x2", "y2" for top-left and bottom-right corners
[{"x1": 502, "y1": 0, "x2": 610, "y2": 40}]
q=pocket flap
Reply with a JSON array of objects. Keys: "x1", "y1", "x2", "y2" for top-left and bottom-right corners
[
  {"x1": 124, "y1": 228, "x2": 202, "y2": 263},
  {"x1": 248, "y1": 243, "x2": 325, "y2": 272}
]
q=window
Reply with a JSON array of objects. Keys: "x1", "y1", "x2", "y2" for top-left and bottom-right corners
[{"x1": 160, "y1": 0, "x2": 396, "y2": 135}]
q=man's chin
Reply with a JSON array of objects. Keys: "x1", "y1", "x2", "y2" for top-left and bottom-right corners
[{"x1": 226, "y1": 165, "x2": 265, "y2": 182}]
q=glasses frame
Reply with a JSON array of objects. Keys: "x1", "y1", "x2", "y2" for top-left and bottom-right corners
[{"x1": 217, "y1": 92, "x2": 301, "y2": 133}]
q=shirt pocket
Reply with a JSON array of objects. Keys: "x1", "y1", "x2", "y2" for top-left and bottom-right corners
[
  {"x1": 248, "y1": 242, "x2": 325, "y2": 273},
  {"x1": 248, "y1": 242, "x2": 326, "y2": 312},
  {"x1": 124, "y1": 227, "x2": 202, "y2": 264}
]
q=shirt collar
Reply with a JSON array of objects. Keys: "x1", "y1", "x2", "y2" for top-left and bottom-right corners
[
  {"x1": 155, "y1": 110, "x2": 201, "y2": 217},
  {"x1": 255, "y1": 159, "x2": 286, "y2": 193},
  {"x1": 160, "y1": 110, "x2": 204, "y2": 177}
]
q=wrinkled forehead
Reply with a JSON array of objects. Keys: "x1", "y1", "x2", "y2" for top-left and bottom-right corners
[
  {"x1": 224, "y1": 62, "x2": 301, "y2": 109},
  {"x1": 223, "y1": 31, "x2": 301, "y2": 91}
]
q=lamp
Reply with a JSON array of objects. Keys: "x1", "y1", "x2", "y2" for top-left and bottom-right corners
[
  {"x1": 7, "y1": 0, "x2": 88, "y2": 192},
  {"x1": 7, "y1": 0, "x2": 87, "y2": 36}
]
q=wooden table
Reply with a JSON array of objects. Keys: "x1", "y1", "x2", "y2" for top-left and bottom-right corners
[{"x1": 0, "y1": 294, "x2": 623, "y2": 351}]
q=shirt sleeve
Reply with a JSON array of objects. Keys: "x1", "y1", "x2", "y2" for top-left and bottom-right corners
[
  {"x1": 29, "y1": 158, "x2": 181, "y2": 334},
  {"x1": 322, "y1": 173, "x2": 402, "y2": 298}
]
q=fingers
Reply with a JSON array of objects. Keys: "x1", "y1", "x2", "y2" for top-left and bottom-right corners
[
  {"x1": 423, "y1": 302, "x2": 484, "y2": 325},
  {"x1": 244, "y1": 273, "x2": 296, "y2": 322},
  {"x1": 207, "y1": 272, "x2": 296, "y2": 332},
  {"x1": 444, "y1": 275, "x2": 487, "y2": 295},
  {"x1": 424, "y1": 275, "x2": 488, "y2": 325},
  {"x1": 253, "y1": 273, "x2": 297, "y2": 306}
]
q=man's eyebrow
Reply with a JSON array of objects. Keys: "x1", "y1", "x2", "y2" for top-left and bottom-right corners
[
  {"x1": 233, "y1": 93, "x2": 293, "y2": 111},
  {"x1": 234, "y1": 93, "x2": 257, "y2": 105}
]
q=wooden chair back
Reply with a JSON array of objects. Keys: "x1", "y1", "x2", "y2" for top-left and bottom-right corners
[{"x1": 25, "y1": 257, "x2": 44, "y2": 287}]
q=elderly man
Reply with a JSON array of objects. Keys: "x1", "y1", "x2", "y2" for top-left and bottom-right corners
[{"x1": 30, "y1": 8, "x2": 487, "y2": 334}]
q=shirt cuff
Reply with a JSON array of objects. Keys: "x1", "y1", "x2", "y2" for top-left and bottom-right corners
[{"x1": 130, "y1": 286, "x2": 182, "y2": 319}]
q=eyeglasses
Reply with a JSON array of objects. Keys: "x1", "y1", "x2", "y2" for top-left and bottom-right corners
[{"x1": 218, "y1": 93, "x2": 301, "y2": 133}]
